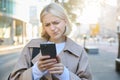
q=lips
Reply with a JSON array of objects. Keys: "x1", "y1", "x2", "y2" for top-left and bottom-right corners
[{"x1": 53, "y1": 32, "x2": 58, "y2": 35}]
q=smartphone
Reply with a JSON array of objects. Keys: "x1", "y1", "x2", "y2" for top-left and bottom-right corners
[{"x1": 40, "y1": 43, "x2": 57, "y2": 58}]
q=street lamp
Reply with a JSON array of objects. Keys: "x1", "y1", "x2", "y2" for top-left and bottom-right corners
[
  {"x1": 83, "y1": 34, "x2": 87, "y2": 48},
  {"x1": 115, "y1": 22, "x2": 120, "y2": 72}
]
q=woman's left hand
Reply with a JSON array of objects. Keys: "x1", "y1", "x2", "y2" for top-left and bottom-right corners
[{"x1": 48, "y1": 56, "x2": 64, "y2": 75}]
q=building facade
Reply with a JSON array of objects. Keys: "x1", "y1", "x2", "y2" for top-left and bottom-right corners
[
  {"x1": 0, "y1": 0, "x2": 53, "y2": 46},
  {"x1": 0, "y1": 0, "x2": 28, "y2": 45}
]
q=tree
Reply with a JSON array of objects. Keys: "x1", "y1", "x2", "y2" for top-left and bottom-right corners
[
  {"x1": 64, "y1": 0, "x2": 85, "y2": 22},
  {"x1": 55, "y1": 0, "x2": 85, "y2": 22}
]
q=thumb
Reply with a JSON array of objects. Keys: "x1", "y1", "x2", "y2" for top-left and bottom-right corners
[{"x1": 56, "y1": 56, "x2": 61, "y2": 63}]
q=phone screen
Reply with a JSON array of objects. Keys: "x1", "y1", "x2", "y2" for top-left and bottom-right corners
[{"x1": 40, "y1": 43, "x2": 57, "y2": 58}]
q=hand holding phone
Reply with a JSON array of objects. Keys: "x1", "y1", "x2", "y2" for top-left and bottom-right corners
[{"x1": 40, "y1": 43, "x2": 57, "y2": 58}]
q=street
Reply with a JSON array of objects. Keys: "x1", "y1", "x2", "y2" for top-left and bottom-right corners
[
  {"x1": 0, "y1": 41, "x2": 120, "y2": 80},
  {"x1": 85, "y1": 40, "x2": 120, "y2": 80},
  {"x1": 89, "y1": 50, "x2": 120, "y2": 80},
  {"x1": 0, "y1": 52, "x2": 20, "y2": 80}
]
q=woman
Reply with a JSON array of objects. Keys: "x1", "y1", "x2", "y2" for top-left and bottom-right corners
[{"x1": 9, "y1": 3, "x2": 92, "y2": 80}]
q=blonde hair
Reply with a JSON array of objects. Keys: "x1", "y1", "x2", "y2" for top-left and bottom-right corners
[{"x1": 40, "y1": 3, "x2": 71, "y2": 40}]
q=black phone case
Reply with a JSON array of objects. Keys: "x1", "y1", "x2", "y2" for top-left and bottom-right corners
[{"x1": 40, "y1": 43, "x2": 56, "y2": 58}]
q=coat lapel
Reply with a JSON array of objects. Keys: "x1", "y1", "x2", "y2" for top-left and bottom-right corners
[
  {"x1": 29, "y1": 38, "x2": 47, "y2": 65},
  {"x1": 31, "y1": 52, "x2": 41, "y2": 65},
  {"x1": 29, "y1": 37, "x2": 83, "y2": 80}
]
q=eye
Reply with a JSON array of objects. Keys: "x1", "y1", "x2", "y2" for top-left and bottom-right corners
[
  {"x1": 44, "y1": 23, "x2": 50, "y2": 27},
  {"x1": 52, "y1": 21, "x2": 60, "y2": 25}
]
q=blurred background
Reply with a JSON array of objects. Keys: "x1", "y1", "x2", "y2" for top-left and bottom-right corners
[
  {"x1": 0, "y1": 0, "x2": 119, "y2": 45},
  {"x1": 0, "y1": 0, "x2": 120, "y2": 80}
]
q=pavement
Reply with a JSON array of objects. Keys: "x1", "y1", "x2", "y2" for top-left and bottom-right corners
[
  {"x1": 0, "y1": 44, "x2": 24, "y2": 55},
  {"x1": 78, "y1": 40, "x2": 120, "y2": 80},
  {"x1": 0, "y1": 40, "x2": 120, "y2": 80}
]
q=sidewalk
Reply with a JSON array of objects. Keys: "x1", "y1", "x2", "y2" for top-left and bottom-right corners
[{"x1": 0, "y1": 45, "x2": 24, "y2": 55}]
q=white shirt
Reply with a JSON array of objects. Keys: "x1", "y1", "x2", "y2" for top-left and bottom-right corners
[{"x1": 32, "y1": 42, "x2": 69, "y2": 80}]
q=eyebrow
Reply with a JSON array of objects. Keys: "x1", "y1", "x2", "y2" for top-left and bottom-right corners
[{"x1": 44, "y1": 20, "x2": 61, "y2": 24}]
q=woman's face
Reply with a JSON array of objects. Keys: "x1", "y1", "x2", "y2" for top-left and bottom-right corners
[{"x1": 42, "y1": 13, "x2": 66, "y2": 42}]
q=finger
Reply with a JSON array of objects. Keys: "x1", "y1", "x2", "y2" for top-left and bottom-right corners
[
  {"x1": 48, "y1": 63, "x2": 64, "y2": 72},
  {"x1": 49, "y1": 70, "x2": 63, "y2": 74},
  {"x1": 48, "y1": 66, "x2": 64, "y2": 75},
  {"x1": 48, "y1": 65, "x2": 64, "y2": 71},
  {"x1": 37, "y1": 62, "x2": 47, "y2": 71},
  {"x1": 38, "y1": 59, "x2": 57, "y2": 71},
  {"x1": 38, "y1": 59, "x2": 56, "y2": 68},
  {"x1": 42, "y1": 61, "x2": 57, "y2": 69},
  {"x1": 39, "y1": 55, "x2": 50, "y2": 60},
  {"x1": 40, "y1": 59, "x2": 57, "y2": 65}
]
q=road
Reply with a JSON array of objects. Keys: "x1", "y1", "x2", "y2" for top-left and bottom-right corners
[
  {"x1": 0, "y1": 52, "x2": 20, "y2": 80},
  {"x1": 85, "y1": 41, "x2": 120, "y2": 80},
  {"x1": 88, "y1": 50, "x2": 120, "y2": 80}
]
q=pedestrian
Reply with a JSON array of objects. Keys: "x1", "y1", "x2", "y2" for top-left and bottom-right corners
[{"x1": 8, "y1": 3, "x2": 92, "y2": 80}]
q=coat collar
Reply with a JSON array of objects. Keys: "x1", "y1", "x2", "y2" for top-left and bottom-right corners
[
  {"x1": 29, "y1": 37, "x2": 83, "y2": 58},
  {"x1": 27, "y1": 38, "x2": 47, "y2": 47},
  {"x1": 64, "y1": 37, "x2": 83, "y2": 57}
]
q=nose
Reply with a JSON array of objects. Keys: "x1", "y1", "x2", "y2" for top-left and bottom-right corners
[{"x1": 50, "y1": 24, "x2": 56, "y2": 30}]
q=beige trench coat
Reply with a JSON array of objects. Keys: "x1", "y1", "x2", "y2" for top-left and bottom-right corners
[{"x1": 9, "y1": 37, "x2": 92, "y2": 80}]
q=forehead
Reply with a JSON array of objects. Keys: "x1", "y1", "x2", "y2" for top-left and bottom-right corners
[{"x1": 42, "y1": 13, "x2": 61, "y2": 23}]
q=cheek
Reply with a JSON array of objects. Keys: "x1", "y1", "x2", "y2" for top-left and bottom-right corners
[
  {"x1": 57, "y1": 22, "x2": 65, "y2": 30},
  {"x1": 45, "y1": 28, "x2": 53, "y2": 35},
  {"x1": 60, "y1": 22, "x2": 66, "y2": 31},
  {"x1": 61, "y1": 27, "x2": 65, "y2": 32},
  {"x1": 44, "y1": 28, "x2": 49, "y2": 33},
  {"x1": 44, "y1": 27, "x2": 49, "y2": 31},
  {"x1": 43, "y1": 27, "x2": 48, "y2": 33},
  {"x1": 60, "y1": 25, "x2": 66, "y2": 32}
]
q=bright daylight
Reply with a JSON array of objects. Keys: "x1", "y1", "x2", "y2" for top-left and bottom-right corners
[{"x1": 0, "y1": 0, "x2": 120, "y2": 80}]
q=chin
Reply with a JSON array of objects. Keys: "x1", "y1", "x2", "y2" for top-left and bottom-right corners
[{"x1": 53, "y1": 36, "x2": 61, "y2": 40}]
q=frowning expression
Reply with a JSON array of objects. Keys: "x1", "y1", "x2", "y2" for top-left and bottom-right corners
[{"x1": 42, "y1": 13, "x2": 66, "y2": 41}]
